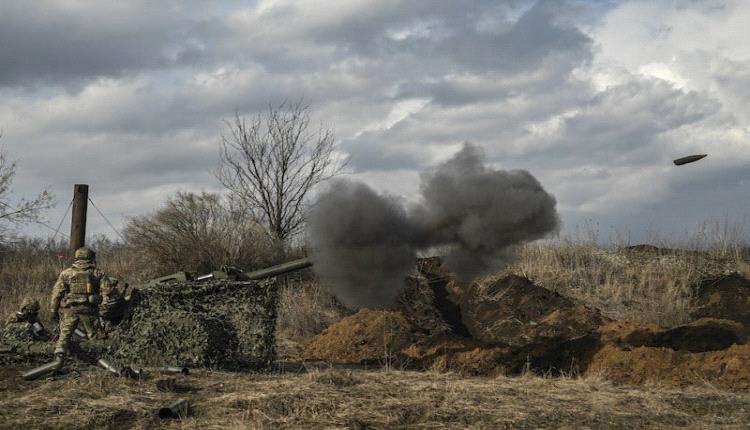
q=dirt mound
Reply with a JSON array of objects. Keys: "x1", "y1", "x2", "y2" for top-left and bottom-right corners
[
  {"x1": 597, "y1": 319, "x2": 661, "y2": 344},
  {"x1": 586, "y1": 344, "x2": 750, "y2": 390},
  {"x1": 691, "y1": 273, "x2": 750, "y2": 325},
  {"x1": 396, "y1": 275, "x2": 469, "y2": 338},
  {"x1": 399, "y1": 256, "x2": 468, "y2": 337},
  {"x1": 459, "y1": 275, "x2": 608, "y2": 346},
  {"x1": 599, "y1": 318, "x2": 748, "y2": 352},
  {"x1": 402, "y1": 336, "x2": 511, "y2": 376},
  {"x1": 401, "y1": 333, "x2": 602, "y2": 377},
  {"x1": 624, "y1": 244, "x2": 701, "y2": 255},
  {"x1": 303, "y1": 309, "x2": 413, "y2": 364}
]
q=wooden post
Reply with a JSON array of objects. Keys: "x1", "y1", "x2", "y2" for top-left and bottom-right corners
[{"x1": 70, "y1": 184, "x2": 88, "y2": 252}]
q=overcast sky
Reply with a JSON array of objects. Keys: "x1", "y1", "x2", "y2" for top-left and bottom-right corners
[{"x1": 1, "y1": 0, "x2": 748, "y2": 245}]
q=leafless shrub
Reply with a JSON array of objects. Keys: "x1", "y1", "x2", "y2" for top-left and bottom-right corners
[
  {"x1": 0, "y1": 137, "x2": 54, "y2": 244},
  {"x1": 123, "y1": 191, "x2": 285, "y2": 277}
]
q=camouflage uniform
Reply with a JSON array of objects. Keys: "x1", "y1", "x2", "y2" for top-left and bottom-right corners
[
  {"x1": 5, "y1": 298, "x2": 41, "y2": 325},
  {"x1": 50, "y1": 247, "x2": 112, "y2": 356}
]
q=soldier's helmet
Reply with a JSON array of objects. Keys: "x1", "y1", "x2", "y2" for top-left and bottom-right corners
[
  {"x1": 74, "y1": 247, "x2": 96, "y2": 261},
  {"x1": 20, "y1": 298, "x2": 40, "y2": 314}
]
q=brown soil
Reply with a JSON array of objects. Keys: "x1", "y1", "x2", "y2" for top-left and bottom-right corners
[
  {"x1": 624, "y1": 244, "x2": 703, "y2": 255},
  {"x1": 396, "y1": 275, "x2": 469, "y2": 337},
  {"x1": 692, "y1": 273, "x2": 750, "y2": 325},
  {"x1": 400, "y1": 256, "x2": 470, "y2": 337},
  {"x1": 401, "y1": 336, "x2": 513, "y2": 376},
  {"x1": 459, "y1": 274, "x2": 608, "y2": 346},
  {"x1": 302, "y1": 309, "x2": 413, "y2": 364},
  {"x1": 597, "y1": 319, "x2": 661, "y2": 344},
  {"x1": 586, "y1": 344, "x2": 750, "y2": 390},
  {"x1": 599, "y1": 318, "x2": 748, "y2": 352},
  {"x1": 303, "y1": 273, "x2": 750, "y2": 390}
]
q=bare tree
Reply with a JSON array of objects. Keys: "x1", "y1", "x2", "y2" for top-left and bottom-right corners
[
  {"x1": 217, "y1": 100, "x2": 343, "y2": 242},
  {"x1": 0, "y1": 135, "x2": 54, "y2": 244}
]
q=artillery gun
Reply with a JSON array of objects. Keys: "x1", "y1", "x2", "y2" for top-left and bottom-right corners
[
  {"x1": 1, "y1": 258, "x2": 314, "y2": 371},
  {"x1": 147, "y1": 258, "x2": 312, "y2": 286}
]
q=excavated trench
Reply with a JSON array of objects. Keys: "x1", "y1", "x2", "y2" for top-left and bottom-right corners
[{"x1": 303, "y1": 259, "x2": 750, "y2": 390}]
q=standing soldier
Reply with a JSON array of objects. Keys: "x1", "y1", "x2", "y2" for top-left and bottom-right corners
[{"x1": 50, "y1": 247, "x2": 112, "y2": 360}]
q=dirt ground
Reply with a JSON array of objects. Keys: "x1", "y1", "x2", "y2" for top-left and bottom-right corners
[{"x1": 1, "y1": 366, "x2": 749, "y2": 430}]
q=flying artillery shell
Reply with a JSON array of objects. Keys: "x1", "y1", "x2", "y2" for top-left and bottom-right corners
[
  {"x1": 673, "y1": 154, "x2": 707, "y2": 166},
  {"x1": 159, "y1": 399, "x2": 189, "y2": 419}
]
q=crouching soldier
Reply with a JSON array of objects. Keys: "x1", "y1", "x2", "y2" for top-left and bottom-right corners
[
  {"x1": 5, "y1": 298, "x2": 50, "y2": 340},
  {"x1": 6, "y1": 298, "x2": 41, "y2": 325},
  {"x1": 50, "y1": 247, "x2": 113, "y2": 360},
  {"x1": 99, "y1": 277, "x2": 129, "y2": 334}
]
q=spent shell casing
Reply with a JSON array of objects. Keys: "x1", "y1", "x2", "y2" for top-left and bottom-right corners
[
  {"x1": 21, "y1": 358, "x2": 63, "y2": 380},
  {"x1": 73, "y1": 328, "x2": 87, "y2": 340},
  {"x1": 97, "y1": 358, "x2": 122, "y2": 377},
  {"x1": 161, "y1": 366, "x2": 190, "y2": 376}
]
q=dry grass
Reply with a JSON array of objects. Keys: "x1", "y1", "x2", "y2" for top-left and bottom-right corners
[
  {"x1": 0, "y1": 240, "x2": 66, "y2": 325},
  {"x1": 275, "y1": 279, "x2": 350, "y2": 358},
  {"x1": 505, "y1": 241, "x2": 749, "y2": 327},
  {"x1": 2, "y1": 232, "x2": 748, "y2": 337},
  {"x1": 1, "y1": 366, "x2": 748, "y2": 429},
  {"x1": 0, "y1": 239, "x2": 149, "y2": 326},
  {"x1": 2, "y1": 223, "x2": 750, "y2": 428},
  {"x1": 501, "y1": 218, "x2": 750, "y2": 326}
]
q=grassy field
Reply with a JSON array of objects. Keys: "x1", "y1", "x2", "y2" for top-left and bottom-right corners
[
  {"x1": 1, "y1": 366, "x2": 749, "y2": 429},
  {"x1": 2, "y1": 236, "x2": 748, "y2": 341},
  {"x1": 2, "y1": 229, "x2": 749, "y2": 428}
]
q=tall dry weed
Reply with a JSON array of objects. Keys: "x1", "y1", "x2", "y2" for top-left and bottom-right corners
[
  {"x1": 509, "y1": 220, "x2": 749, "y2": 326},
  {"x1": 275, "y1": 279, "x2": 350, "y2": 356}
]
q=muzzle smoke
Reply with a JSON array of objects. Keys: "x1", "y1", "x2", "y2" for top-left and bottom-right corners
[{"x1": 308, "y1": 143, "x2": 560, "y2": 308}]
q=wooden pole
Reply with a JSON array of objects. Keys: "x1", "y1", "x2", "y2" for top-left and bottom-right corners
[{"x1": 70, "y1": 184, "x2": 88, "y2": 252}]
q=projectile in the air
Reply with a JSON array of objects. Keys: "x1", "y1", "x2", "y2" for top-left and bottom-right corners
[{"x1": 673, "y1": 154, "x2": 707, "y2": 166}]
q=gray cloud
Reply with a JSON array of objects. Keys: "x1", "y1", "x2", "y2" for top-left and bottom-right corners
[
  {"x1": 0, "y1": 1, "x2": 205, "y2": 87},
  {"x1": 0, "y1": 0, "x2": 746, "y2": 247}
]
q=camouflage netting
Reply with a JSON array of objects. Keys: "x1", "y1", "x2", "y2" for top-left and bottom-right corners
[
  {"x1": 0, "y1": 323, "x2": 50, "y2": 366},
  {"x1": 106, "y1": 278, "x2": 279, "y2": 370}
]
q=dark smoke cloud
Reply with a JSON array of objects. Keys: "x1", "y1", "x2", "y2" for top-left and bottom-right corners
[
  {"x1": 306, "y1": 181, "x2": 417, "y2": 308},
  {"x1": 308, "y1": 143, "x2": 560, "y2": 308}
]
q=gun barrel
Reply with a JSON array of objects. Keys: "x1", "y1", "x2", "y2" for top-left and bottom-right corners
[{"x1": 241, "y1": 258, "x2": 312, "y2": 280}]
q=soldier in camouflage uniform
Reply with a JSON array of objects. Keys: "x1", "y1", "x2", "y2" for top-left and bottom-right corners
[
  {"x1": 5, "y1": 298, "x2": 41, "y2": 325},
  {"x1": 50, "y1": 247, "x2": 113, "y2": 359}
]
